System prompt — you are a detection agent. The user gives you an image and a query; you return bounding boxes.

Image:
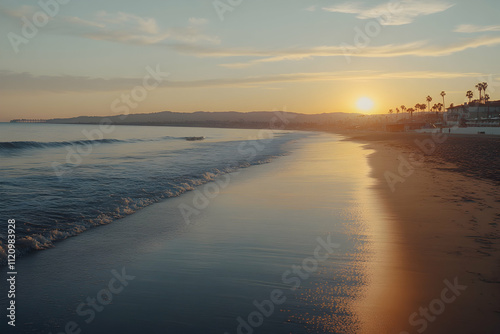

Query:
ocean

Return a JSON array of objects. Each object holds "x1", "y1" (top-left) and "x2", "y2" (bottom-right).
[
  {"x1": 0, "y1": 124, "x2": 380, "y2": 334},
  {"x1": 0, "y1": 123, "x2": 302, "y2": 263}
]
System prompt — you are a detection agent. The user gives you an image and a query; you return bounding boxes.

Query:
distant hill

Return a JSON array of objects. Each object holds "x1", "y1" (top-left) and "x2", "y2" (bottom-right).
[{"x1": 47, "y1": 110, "x2": 362, "y2": 129}]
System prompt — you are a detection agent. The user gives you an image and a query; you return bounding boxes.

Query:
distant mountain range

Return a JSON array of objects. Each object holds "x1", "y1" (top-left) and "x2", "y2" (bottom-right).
[{"x1": 46, "y1": 110, "x2": 362, "y2": 129}]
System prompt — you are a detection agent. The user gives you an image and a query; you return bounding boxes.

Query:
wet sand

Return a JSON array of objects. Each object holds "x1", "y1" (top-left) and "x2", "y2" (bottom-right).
[{"x1": 344, "y1": 131, "x2": 500, "y2": 333}]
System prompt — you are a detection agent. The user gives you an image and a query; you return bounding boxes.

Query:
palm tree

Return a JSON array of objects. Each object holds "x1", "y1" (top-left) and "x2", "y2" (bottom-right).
[
  {"x1": 437, "y1": 103, "x2": 443, "y2": 112},
  {"x1": 440, "y1": 91, "x2": 446, "y2": 112},
  {"x1": 400, "y1": 105, "x2": 407, "y2": 119},
  {"x1": 466, "y1": 90, "x2": 473, "y2": 103},
  {"x1": 415, "y1": 104, "x2": 420, "y2": 115},
  {"x1": 449, "y1": 103, "x2": 454, "y2": 109},
  {"x1": 482, "y1": 82, "x2": 488, "y2": 103},
  {"x1": 407, "y1": 108, "x2": 415, "y2": 119},
  {"x1": 389, "y1": 109, "x2": 393, "y2": 114},
  {"x1": 420, "y1": 104, "x2": 427, "y2": 113},
  {"x1": 476, "y1": 83, "x2": 483, "y2": 103},
  {"x1": 485, "y1": 94, "x2": 491, "y2": 118},
  {"x1": 426, "y1": 96, "x2": 432, "y2": 112}
]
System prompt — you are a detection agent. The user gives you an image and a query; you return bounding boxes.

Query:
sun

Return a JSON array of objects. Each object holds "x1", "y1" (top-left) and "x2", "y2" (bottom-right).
[{"x1": 356, "y1": 97, "x2": 375, "y2": 112}]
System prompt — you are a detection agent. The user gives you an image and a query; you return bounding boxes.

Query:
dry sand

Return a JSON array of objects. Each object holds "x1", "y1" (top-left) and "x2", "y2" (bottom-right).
[{"x1": 343, "y1": 131, "x2": 500, "y2": 333}]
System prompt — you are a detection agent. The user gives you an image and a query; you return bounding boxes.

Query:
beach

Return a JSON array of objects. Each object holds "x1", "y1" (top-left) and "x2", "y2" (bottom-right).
[
  {"x1": 347, "y1": 131, "x2": 500, "y2": 333},
  {"x1": 1, "y1": 130, "x2": 499, "y2": 333},
  {"x1": 1, "y1": 132, "x2": 385, "y2": 334}
]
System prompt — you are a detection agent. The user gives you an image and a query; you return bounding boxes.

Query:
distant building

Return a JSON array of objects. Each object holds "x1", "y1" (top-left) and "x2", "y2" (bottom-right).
[
  {"x1": 386, "y1": 121, "x2": 427, "y2": 132},
  {"x1": 445, "y1": 100, "x2": 500, "y2": 126}
]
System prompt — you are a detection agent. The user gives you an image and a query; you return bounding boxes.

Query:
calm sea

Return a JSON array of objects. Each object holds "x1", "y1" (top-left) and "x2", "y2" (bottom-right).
[
  {"x1": 0, "y1": 123, "x2": 302, "y2": 263},
  {"x1": 0, "y1": 124, "x2": 379, "y2": 334}
]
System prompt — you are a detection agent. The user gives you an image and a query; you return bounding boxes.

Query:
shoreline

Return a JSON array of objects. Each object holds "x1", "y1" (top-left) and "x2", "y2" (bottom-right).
[
  {"x1": 344, "y1": 131, "x2": 500, "y2": 333},
  {"x1": 2, "y1": 128, "x2": 499, "y2": 333},
  {"x1": 7, "y1": 120, "x2": 500, "y2": 136},
  {"x1": 1, "y1": 133, "x2": 385, "y2": 333}
]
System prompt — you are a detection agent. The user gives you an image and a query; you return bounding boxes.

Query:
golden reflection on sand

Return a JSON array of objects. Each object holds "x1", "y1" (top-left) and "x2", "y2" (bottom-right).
[{"x1": 352, "y1": 147, "x2": 415, "y2": 334}]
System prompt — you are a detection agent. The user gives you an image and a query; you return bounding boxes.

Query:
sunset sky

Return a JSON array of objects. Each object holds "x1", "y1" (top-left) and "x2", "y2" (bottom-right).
[{"x1": 1, "y1": 0, "x2": 499, "y2": 121}]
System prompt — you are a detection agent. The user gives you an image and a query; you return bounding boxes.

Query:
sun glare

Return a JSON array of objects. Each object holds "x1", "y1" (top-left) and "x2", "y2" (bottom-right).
[{"x1": 356, "y1": 97, "x2": 375, "y2": 112}]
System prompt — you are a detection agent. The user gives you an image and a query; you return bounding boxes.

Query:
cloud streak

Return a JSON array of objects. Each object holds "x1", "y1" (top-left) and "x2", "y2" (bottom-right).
[
  {"x1": 323, "y1": 0, "x2": 454, "y2": 25},
  {"x1": 64, "y1": 12, "x2": 219, "y2": 45},
  {"x1": 454, "y1": 24, "x2": 500, "y2": 33},
  {"x1": 0, "y1": 70, "x2": 490, "y2": 93},
  {"x1": 0, "y1": 6, "x2": 219, "y2": 46},
  {"x1": 172, "y1": 36, "x2": 500, "y2": 67}
]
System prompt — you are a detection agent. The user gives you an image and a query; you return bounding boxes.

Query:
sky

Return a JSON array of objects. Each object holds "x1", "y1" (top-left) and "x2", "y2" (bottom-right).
[{"x1": 1, "y1": 0, "x2": 499, "y2": 121}]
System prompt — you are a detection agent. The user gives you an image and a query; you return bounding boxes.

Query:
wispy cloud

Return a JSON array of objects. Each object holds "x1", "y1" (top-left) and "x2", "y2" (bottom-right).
[
  {"x1": 323, "y1": 3, "x2": 364, "y2": 15},
  {"x1": 171, "y1": 36, "x2": 500, "y2": 67},
  {"x1": 66, "y1": 12, "x2": 219, "y2": 45},
  {"x1": 323, "y1": 0, "x2": 454, "y2": 25},
  {"x1": 0, "y1": 6, "x2": 219, "y2": 46},
  {"x1": 63, "y1": 16, "x2": 106, "y2": 29},
  {"x1": 0, "y1": 5, "x2": 37, "y2": 18},
  {"x1": 0, "y1": 70, "x2": 490, "y2": 92},
  {"x1": 94, "y1": 11, "x2": 160, "y2": 34},
  {"x1": 189, "y1": 17, "x2": 208, "y2": 25},
  {"x1": 454, "y1": 24, "x2": 500, "y2": 33}
]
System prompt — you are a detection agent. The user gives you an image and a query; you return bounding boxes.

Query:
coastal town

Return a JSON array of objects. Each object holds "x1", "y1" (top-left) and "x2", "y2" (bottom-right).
[{"x1": 384, "y1": 82, "x2": 500, "y2": 134}]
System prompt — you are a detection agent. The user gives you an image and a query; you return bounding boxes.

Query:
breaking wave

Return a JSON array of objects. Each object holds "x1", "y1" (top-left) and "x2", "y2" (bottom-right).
[
  {"x1": 0, "y1": 136, "x2": 182, "y2": 151},
  {"x1": 0, "y1": 131, "x2": 304, "y2": 265}
]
